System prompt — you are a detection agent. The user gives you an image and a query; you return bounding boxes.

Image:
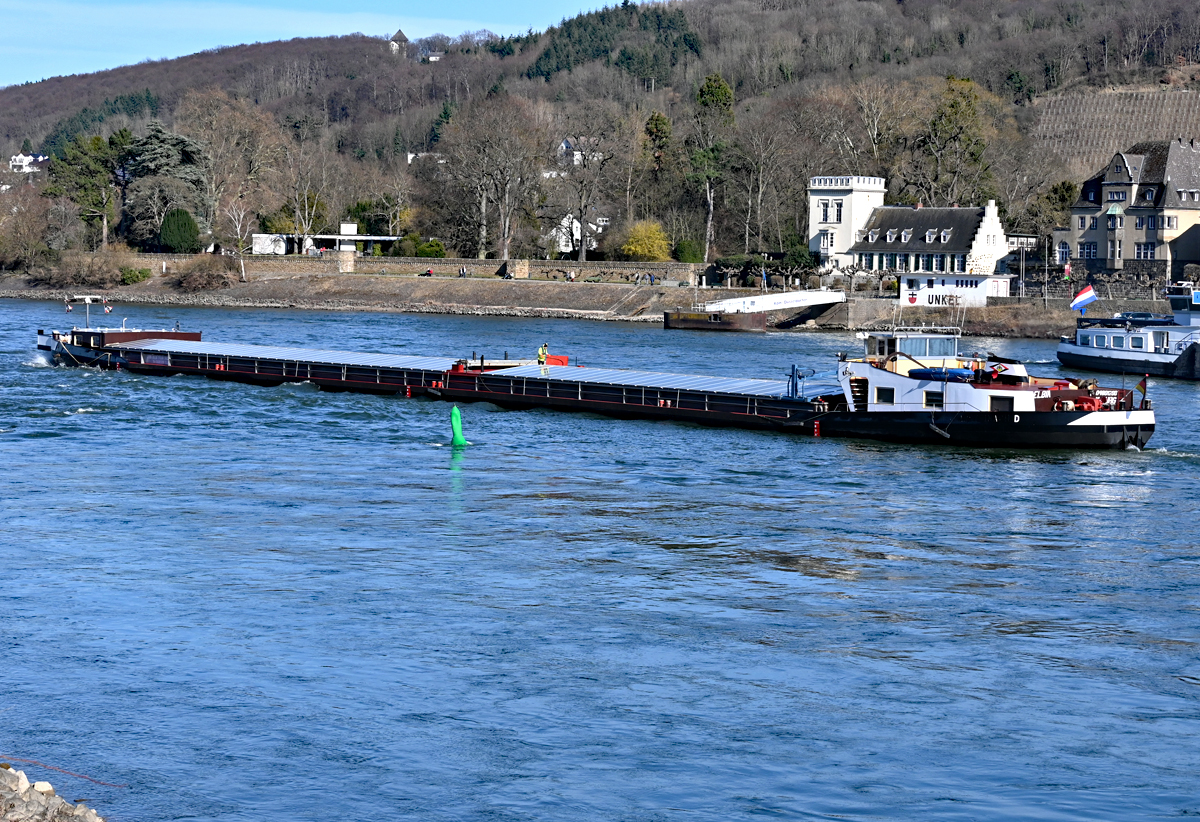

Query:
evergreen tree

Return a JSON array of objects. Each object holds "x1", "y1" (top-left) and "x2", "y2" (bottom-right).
[
  {"x1": 691, "y1": 74, "x2": 734, "y2": 263},
  {"x1": 128, "y1": 122, "x2": 209, "y2": 227},
  {"x1": 20, "y1": 138, "x2": 32, "y2": 154},
  {"x1": 44, "y1": 129, "x2": 133, "y2": 251},
  {"x1": 159, "y1": 208, "x2": 201, "y2": 253}
]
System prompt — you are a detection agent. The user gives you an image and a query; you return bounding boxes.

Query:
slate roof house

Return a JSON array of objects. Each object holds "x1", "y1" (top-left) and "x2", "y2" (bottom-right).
[
  {"x1": 847, "y1": 200, "x2": 1012, "y2": 306},
  {"x1": 1052, "y1": 138, "x2": 1200, "y2": 280}
]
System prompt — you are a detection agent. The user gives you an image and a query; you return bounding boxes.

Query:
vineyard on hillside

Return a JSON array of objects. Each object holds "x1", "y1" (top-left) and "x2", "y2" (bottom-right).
[{"x1": 1031, "y1": 90, "x2": 1200, "y2": 179}]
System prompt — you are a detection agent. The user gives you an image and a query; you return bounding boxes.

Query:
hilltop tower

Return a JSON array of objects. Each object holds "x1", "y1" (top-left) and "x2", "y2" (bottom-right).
[{"x1": 389, "y1": 29, "x2": 409, "y2": 57}]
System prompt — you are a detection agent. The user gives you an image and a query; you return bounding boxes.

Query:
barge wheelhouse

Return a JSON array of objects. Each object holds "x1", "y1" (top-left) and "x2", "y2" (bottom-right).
[{"x1": 821, "y1": 327, "x2": 1155, "y2": 448}]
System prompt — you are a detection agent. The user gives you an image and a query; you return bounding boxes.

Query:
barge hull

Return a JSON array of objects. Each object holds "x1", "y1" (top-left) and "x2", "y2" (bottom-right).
[
  {"x1": 107, "y1": 339, "x2": 1151, "y2": 449},
  {"x1": 663, "y1": 311, "x2": 767, "y2": 332},
  {"x1": 1058, "y1": 345, "x2": 1200, "y2": 380},
  {"x1": 438, "y1": 369, "x2": 1151, "y2": 449}
]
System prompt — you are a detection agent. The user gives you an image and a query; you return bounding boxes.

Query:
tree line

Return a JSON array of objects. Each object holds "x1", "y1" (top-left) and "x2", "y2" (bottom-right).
[
  {"x1": 10, "y1": 0, "x2": 1200, "y2": 276},
  {"x1": 0, "y1": 71, "x2": 1077, "y2": 279}
]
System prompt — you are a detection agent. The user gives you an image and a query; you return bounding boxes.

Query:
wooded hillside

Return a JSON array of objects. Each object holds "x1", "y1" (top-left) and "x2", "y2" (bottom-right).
[{"x1": 3, "y1": 0, "x2": 1200, "y2": 279}]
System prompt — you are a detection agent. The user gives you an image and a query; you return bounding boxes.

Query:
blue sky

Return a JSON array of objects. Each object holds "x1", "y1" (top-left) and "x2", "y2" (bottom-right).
[{"x1": 0, "y1": 0, "x2": 603, "y2": 88}]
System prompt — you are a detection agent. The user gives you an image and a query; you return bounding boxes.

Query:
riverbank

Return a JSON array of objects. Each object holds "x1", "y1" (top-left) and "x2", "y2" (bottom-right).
[
  {"x1": 0, "y1": 271, "x2": 709, "y2": 323},
  {"x1": 0, "y1": 765, "x2": 105, "y2": 822},
  {"x1": 0, "y1": 270, "x2": 1148, "y2": 338}
]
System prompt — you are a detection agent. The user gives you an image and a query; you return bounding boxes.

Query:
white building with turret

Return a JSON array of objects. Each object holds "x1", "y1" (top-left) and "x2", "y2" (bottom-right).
[{"x1": 807, "y1": 176, "x2": 887, "y2": 269}]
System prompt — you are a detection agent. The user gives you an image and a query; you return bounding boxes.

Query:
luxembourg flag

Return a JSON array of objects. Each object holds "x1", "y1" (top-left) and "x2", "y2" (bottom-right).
[{"x1": 1070, "y1": 285, "x2": 1098, "y2": 313}]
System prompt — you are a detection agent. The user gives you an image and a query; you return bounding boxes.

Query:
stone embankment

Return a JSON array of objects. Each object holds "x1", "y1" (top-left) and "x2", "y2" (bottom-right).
[
  {"x1": 0, "y1": 764, "x2": 104, "y2": 822},
  {"x1": 0, "y1": 271, "x2": 728, "y2": 323},
  {"x1": 0, "y1": 266, "x2": 1168, "y2": 338}
]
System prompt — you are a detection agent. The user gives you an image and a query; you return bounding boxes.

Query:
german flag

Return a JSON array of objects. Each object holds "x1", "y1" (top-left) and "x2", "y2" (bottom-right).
[{"x1": 1135, "y1": 375, "x2": 1148, "y2": 407}]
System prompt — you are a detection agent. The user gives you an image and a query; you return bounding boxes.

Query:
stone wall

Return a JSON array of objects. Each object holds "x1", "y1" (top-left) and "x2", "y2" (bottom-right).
[
  {"x1": 989, "y1": 295, "x2": 1172, "y2": 313},
  {"x1": 125, "y1": 254, "x2": 703, "y2": 284},
  {"x1": 1012, "y1": 272, "x2": 1169, "y2": 301},
  {"x1": 1012, "y1": 257, "x2": 1194, "y2": 301}
]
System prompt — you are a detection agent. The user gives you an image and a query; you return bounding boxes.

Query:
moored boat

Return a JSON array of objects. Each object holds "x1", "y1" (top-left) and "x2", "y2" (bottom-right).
[{"x1": 1057, "y1": 282, "x2": 1200, "y2": 378}]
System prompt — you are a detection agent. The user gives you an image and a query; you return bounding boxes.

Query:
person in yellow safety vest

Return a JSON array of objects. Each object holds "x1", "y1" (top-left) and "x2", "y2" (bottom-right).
[{"x1": 537, "y1": 343, "x2": 548, "y2": 365}]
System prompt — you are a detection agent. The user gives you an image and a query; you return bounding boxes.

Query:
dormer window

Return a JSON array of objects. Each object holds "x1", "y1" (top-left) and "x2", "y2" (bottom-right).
[
  {"x1": 901, "y1": 229, "x2": 912, "y2": 242},
  {"x1": 1088, "y1": 190, "x2": 1096, "y2": 201},
  {"x1": 925, "y1": 230, "x2": 935, "y2": 243},
  {"x1": 886, "y1": 229, "x2": 897, "y2": 242},
  {"x1": 1143, "y1": 188, "x2": 1155, "y2": 200},
  {"x1": 868, "y1": 229, "x2": 879, "y2": 242},
  {"x1": 940, "y1": 230, "x2": 951, "y2": 243},
  {"x1": 856, "y1": 230, "x2": 867, "y2": 241}
]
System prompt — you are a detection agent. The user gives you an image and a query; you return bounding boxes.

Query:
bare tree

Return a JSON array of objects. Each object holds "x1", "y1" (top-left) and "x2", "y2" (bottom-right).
[
  {"x1": 486, "y1": 98, "x2": 553, "y2": 260},
  {"x1": 124, "y1": 175, "x2": 197, "y2": 246},
  {"x1": 280, "y1": 116, "x2": 335, "y2": 251},
  {"x1": 849, "y1": 77, "x2": 910, "y2": 170},
  {"x1": 731, "y1": 102, "x2": 790, "y2": 253},
  {"x1": 553, "y1": 102, "x2": 624, "y2": 262},
  {"x1": 439, "y1": 107, "x2": 494, "y2": 258},
  {"x1": 176, "y1": 88, "x2": 284, "y2": 247}
]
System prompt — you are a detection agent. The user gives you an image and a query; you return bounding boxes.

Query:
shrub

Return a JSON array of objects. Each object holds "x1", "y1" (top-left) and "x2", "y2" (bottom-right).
[
  {"x1": 119, "y1": 266, "x2": 152, "y2": 285},
  {"x1": 389, "y1": 233, "x2": 420, "y2": 257},
  {"x1": 415, "y1": 238, "x2": 446, "y2": 258},
  {"x1": 160, "y1": 209, "x2": 202, "y2": 254},
  {"x1": 177, "y1": 254, "x2": 237, "y2": 292},
  {"x1": 33, "y1": 253, "x2": 120, "y2": 289},
  {"x1": 620, "y1": 220, "x2": 671, "y2": 262},
  {"x1": 673, "y1": 238, "x2": 704, "y2": 264}
]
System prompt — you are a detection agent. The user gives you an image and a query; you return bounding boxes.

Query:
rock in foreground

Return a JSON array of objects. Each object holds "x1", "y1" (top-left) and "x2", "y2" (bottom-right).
[{"x1": 0, "y1": 764, "x2": 104, "y2": 822}]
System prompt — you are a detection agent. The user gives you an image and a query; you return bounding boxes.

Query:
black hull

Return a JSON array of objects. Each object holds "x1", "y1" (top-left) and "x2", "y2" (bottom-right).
[
  {"x1": 49, "y1": 342, "x2": 130, "y2": 369},
  {"x1": 794, "y1": 411, "x2": 1152, "y2": 449},
  {"x1": 439, "y1": 388, "x2": 1151, "y2": 450},
  {"x1": 1058, "y1": 343, "x2": 1200, "y2": 380}
]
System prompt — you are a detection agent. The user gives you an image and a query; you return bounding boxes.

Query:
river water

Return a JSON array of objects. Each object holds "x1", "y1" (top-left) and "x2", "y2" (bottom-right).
[{"x1": 2, "y1": 298, "x2": 1199, "y2": 821}]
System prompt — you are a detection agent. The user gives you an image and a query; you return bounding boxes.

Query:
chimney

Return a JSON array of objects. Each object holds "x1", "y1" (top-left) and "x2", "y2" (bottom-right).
[{"x1": 915, "y1": 202, "x2": 922, "y2": 209}]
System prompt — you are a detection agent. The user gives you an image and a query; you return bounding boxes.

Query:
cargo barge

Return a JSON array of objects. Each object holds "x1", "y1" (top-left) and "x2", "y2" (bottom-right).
[{"x1": 35, "y1": 320, "x2": 1154, "y2": 449}]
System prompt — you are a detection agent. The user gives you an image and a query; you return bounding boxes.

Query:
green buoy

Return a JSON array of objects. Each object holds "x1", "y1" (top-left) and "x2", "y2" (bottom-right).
[{"x1": 450, "y1": 405, "x2": 468, "y2": 448}]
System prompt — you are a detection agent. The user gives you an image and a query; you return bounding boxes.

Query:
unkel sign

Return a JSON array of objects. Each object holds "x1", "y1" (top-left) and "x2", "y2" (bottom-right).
[{"x1": 903, "y1": 286, "x2": 986, "y2": 308}]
